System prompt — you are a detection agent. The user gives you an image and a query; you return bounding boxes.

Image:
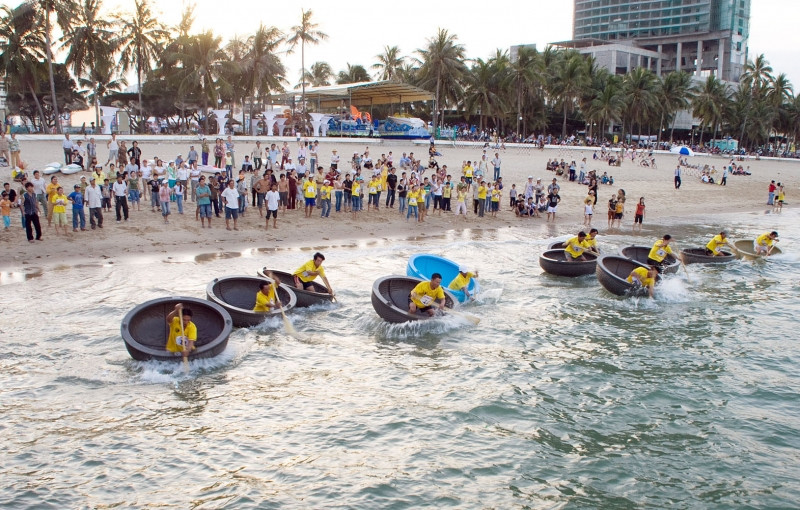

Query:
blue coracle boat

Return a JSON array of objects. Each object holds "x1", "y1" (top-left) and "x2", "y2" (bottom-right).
[{"x1": 406, "y1": 253, "x2": 479, "y2": 303}]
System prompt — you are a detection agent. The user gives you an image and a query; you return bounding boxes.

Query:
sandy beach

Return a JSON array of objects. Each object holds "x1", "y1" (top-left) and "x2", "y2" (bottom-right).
[{"x1": 1, "y1": 135, "x2": 797, "y2": 272}]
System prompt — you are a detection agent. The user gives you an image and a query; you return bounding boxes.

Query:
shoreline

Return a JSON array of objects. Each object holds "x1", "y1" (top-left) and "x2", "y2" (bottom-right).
[{"x1": 1, "y1": 139, "x2": 796, "y2": 274}]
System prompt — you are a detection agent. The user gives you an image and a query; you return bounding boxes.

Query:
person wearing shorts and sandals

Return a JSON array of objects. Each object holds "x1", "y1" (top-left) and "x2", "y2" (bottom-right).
[
  {"x1": 265, "y1": 183, "x2": 279, "y2": 229},
  {"x1": 633, "y1": 197, "x2": 645, "y2": 232},
  {"x1": 196, "y1": 176, "x2": 212, "y2": 228}
]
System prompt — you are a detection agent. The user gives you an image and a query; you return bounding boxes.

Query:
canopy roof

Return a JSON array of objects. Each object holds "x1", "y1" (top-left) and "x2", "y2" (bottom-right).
[{"x1": 274, "y1": 80, "x2": 433, "y2": 109}]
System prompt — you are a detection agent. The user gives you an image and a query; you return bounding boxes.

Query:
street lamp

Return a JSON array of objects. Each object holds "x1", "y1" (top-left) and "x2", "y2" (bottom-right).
[{"x1": 518, "y1": 116, "x2": 523, "y2": 140}]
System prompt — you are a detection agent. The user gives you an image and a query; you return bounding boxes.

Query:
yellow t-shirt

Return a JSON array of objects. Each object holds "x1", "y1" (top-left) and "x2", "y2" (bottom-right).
[
  {"x1": 448, "y1": 272, "x2": 474, "y2": 291},
  {"x1": 51, "y1": 193, "x2": 68, "y2": 214},
  {"x1": 648, "y1": 240, "x2": 673, "y2": 262},
  {"x1": 706, "y1": 234, "x2": 728, "y2": 255},
  {"x1": 303, "y1": 180, "x2": 316, "y2": 198},
  {"x1": 755, "y1": 232, "x2": 774, "y2": 247},
  {"x1": 443, "y1": 185, "x2": 452, "y2": 199},
  {"x1": 351, "y1": 182, "x2": 361, "y2": 196},
  {"x1": 411, "y1": 281, "x2": 445, "y2": 308},
  {"x1": 564, "y1": 236, "x2": 586, "y2": 258},
  {"x1": 319, "y1": 185, "x2": 332, "y2": 200},
  {"x1": 776, "y1": 191, "x2": 785, "y2": 201},
  {"x1": 380, "y1": 168, "x2": 388, "y2": 189},
  {"x1": 463, "y1": 165, "x2": 473, "y2": 178},
  {"x1": 582, "y1": 237, "x2": 598, "y2": 252},
  {"x1": 491, "y1": 189, "x2": 501, "y2": 202},
  {"x1": 408, "y1": 190, "x2": 419, "y2": 206},
  {"x1": 253, "y1": 285, "x2": 276, "y2": 312},
  {"x1": 627, "y1": 267, "x2": 655, "y2": 287},
  {"x1": 368, "y1": 179, "x2": 379, "y2": 195},
  {"x1": 293, "y1": 260, "x2": 325, "y2": 283},
  {"x1": 456, "y1": 191, "x2": 466, "y2": 203},
  {"x1": 46, "y1": 182, "x2": 59, "y2": 199},
  {"x1": 166, "y1": 316, "x2": 197, "y2": 353},
  {"x1": 478, "y1": 185, "x2": 487, "y2": 199}
]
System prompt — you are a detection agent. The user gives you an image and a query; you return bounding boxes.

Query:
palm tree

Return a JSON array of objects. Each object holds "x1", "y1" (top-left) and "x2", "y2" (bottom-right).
[
  {"x1": 287, "y1": 9, "x2": 327, "y2": 117},
  {"x1": 657, "y1": 71, "x2": 693, "y2": 142},
  {"x1": 372, "y1": 45, "x2": 404, "y2": 81},
  {"x1": 622, "y1": 67, "x2": 658, "y2": 142},
  {"x1": 300, "y1": 61, "x2": 333, "y2": 88},
  {"x1": 35, "y1": 0, "x2": 76, "y2": 133},
  {"x1": 60, "y1": 0, "x2": 118, "y2": 129},
  {"x1": 463, "y1": 58, "x2": 505, "y2": 131},
  {"x1": 503, "y1": 46, "x2": 541, "y2": 137},
  {"x1": 692, "y1": 75, "x2": 729, "y2": 145},
  {"x1": 170, "y1": 31, "x2": 237, "y2": 133},
  {"x1": 738, "y1": 54, "x2": 774, "y2": 147},
  {"x1": 336, "y1": 63, "x2": 370, "y2": 84},
  {"x1": 116, "y1": 0, "x2": 168, "y2": 133},
  {"x1": 587, "y1": 74, "x2": 624, "y2": 140},
  {"x1": 766, "y1": 73, "x2": 793, "y2": 155},
  {"x1": 552, "y1": 51, "x2": 589, "y2": 137},
  {"x1": 242, "y1": 24, "x2": 286, "y2": 134},
  {"x1": 416, "y1": 28, "x2": 468, "y2": 133},
  {"x1": 0, "y1": 3, "x2": 49, "y2": 129}
]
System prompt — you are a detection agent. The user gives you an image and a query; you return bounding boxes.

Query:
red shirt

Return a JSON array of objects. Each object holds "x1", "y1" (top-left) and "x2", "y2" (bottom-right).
[{"x1": 769, "y1": 183, "x2": 777, "y2": 192}]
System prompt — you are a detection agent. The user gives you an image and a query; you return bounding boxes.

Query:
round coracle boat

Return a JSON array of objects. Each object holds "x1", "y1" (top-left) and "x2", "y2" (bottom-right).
[
  {"x1": 206, "y1": 275, "x2": 297, "y2": 327},
  {"x1": 371, "y1": 275, "x2": 457, "y2": 323}
]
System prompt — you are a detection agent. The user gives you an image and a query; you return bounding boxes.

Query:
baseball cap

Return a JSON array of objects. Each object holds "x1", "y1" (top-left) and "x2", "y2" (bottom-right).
[
  {"x1": 73, "y1": 184, "x2": 80, "y2": 189},
  {"x1": 459, "y1": 265, "x2": 468, "y2": 273},
  {"x1": 528, "y1": 175, "x2": 533, "y2": 179}
]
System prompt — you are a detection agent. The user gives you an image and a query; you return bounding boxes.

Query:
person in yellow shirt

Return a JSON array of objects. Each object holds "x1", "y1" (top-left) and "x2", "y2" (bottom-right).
[
  {"x1": 582, "y1": 228, "x2": 600, "y2": 255},
  {"x1": 350, "y1": 177, "x2": 362, "y2": 219},
  {"x1": 253, "y1": 280, "x2": 280, "y2": 312},
  {"x1": 165, "y1": 303, "x2": 197, "y2": 355},
  {"x1": 477, "y1": 180, "x2": 487, "y2": 217},
  {"x1": 45, "y1": 175, "x2": 60, "y2": 227},
  {"x1": 627, "y1": 265, "x2": 658, "y2": 298},
  {"x1": 463, "y1": 161, "x2": 474, "y2": 189},
  {"x1": 50, "y1": 186, "x2": 69, "y2": 235},
  {"x1": 564, "y1": 231, "x2": 590, "y2": 261},
  {"x1": 490, "y1": 185, "x2": 501, "y2": 217},
  {"x1": 409, "y1": 273, "x2": 446, "y2": 316},
  {"x1": 448, "y1": 266, "x2": 479, "y2": 300},
  {"x1": 368, "y1": 176, "x2": 380, "y2": 211},
  {"x1": 292, "y1": 252, "x2": 334, "y2": 295},
  {"x1": 705, "y1": 231, "x2": 732, "y2": 256},
  {"x1": 754, "y1": 231, "x2": 779, "y2": 256},
  {"x1": 647, "y1": 234, "x2": 674, "y2": 272},
  {"x1": 302, "y1": 175, "x2": 316, "y2": 218}
]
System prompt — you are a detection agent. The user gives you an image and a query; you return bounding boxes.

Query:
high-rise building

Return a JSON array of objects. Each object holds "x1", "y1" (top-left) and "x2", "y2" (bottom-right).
[{"x1": 556, "y1": 0, "x2": 749, "y2": 83}]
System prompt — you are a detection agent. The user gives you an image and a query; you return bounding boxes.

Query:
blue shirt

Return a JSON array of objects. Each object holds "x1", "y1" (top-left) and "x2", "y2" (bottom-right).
[{"x1": 68, "y1": 191, "x2": 84, "y2": 208}]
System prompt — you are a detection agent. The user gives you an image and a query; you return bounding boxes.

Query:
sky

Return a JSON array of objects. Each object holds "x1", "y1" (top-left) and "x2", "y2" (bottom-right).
[{"x1": 3, "y1": 0, "x2": 800, "y2": 89}]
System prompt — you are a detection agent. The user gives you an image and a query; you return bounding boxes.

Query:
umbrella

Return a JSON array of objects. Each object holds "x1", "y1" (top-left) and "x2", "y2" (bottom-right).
[{"x1": 670, "y1": 146, "x2": 695, "y2": 156}]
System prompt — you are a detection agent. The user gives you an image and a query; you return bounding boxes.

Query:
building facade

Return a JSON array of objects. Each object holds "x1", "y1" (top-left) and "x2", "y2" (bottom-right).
[{"x1": 564, "y1": 0, "x2": 749, "y2": 83}]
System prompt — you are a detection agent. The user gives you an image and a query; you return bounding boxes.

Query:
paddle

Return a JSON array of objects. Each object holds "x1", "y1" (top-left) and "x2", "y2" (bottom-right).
[
  {"x1": 674, "y1": 246, "x2": 692, "y2": 284},
  {"x1": 267, "y1": 272, "x2": 302, "y2": 339},
  {"x1": 178, "y1": 307, "x2": 189, "y2": 374},
  {"x1": 444, "y1": 307, "x2": 481, "y2": 325}
]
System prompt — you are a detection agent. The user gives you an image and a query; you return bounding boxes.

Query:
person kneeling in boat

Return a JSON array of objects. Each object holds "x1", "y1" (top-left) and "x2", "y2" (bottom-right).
[
  {"x1": 647, "y1": 234, "x2": 675, "y2": 273},
  {"x1": 627, "y1": 265, "x2": 658, "y2": 298},
  {"x1": 254, "y1": 280, "x2": 281, "y2": 312},
  {"x1": 754, "y1": 231, "x2": 779, "y2": 256},
  {"x1": 293, "y1": 252, "x2": 335, "y2": 295},
  {"x1": 583, "y1": 228, "x2": 601, "y2": 254},
  {"x1": 706, "y1": 231, "x2": 732, "y2": 256},
  {"x1": 448, "y1": 266, "x2": 479, "y2": 300},
  {"x1": 165, "y1": 303, "x2": 197, "y2": 356},
  {"x1": 409, "y1": 273, "x2": 447, "y2": 317},
  {"x1": 564, "y1": 231, "x2": 593, "y2": 262}
]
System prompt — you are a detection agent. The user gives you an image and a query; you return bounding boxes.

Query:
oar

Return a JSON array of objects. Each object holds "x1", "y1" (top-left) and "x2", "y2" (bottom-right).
[
  {"x1": 178, "y1": 307, "x2": 189, "y2": 374},
  {"x1": 268, "y1": 273, "x2": 302, "y2": 339},
  {"x1": 444, "y1": 307, "x2": 480, "y2": 325},
  {"x1": 675, "y1": 246, "x2": 692, "y2": 283}
]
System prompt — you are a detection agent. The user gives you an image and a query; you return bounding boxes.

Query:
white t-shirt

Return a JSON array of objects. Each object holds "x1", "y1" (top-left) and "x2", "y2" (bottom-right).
[
  {"x1": 112, "y1": 181, "x2": 128, "y2": 197},
  {"x1": 32, "y1": 177, "x2": 46, "y2": 195},
  {"x1": 221, "y1": 186, "x2": 239, "y2": 209},
  {"x1": 108, "y1": 138, "x2": 118, "y2": 151},
  {"x1": 140, "y1": 165, "x2": 152, "y2": 180},
  {"x1": 265, "y1": 190, "x2": 279, "y2": 210},
  {"x1": 190, "y1": 168, "x2": 202, "y2": 181},
  {"x1": 176, "y1": 167, "x2": 189, "y2": 181}
]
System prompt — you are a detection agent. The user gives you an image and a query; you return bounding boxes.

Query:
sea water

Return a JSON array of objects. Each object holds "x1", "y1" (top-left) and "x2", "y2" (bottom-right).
[{"x1": 1, "y1": 209, "x2": 799, "y2": 508}]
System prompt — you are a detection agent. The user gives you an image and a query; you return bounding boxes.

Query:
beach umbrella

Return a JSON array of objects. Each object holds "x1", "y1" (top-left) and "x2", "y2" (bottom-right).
[{"x1": 670, "y1": 146, "x2": 695, "y2": 156}]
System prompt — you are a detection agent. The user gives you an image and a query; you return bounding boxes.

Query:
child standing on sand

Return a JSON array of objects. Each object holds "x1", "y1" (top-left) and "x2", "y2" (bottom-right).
[
  {"x1": 583, "y1": 191, "x2": 594, "y2": 226},
  {"x1": 0, "y1": 191, "x2": 11, "y2": 229}
]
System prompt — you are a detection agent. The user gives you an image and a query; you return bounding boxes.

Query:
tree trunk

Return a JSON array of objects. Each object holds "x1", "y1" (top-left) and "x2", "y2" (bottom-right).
[
  {"x1": 562, "y1": 102, "x2": 568, "y2": 138},
  {"x1": 137, "y1": 60, "x2": 144, "y2": 134},
  {"x1": 28, "y1": 83, "x2": 48, "y2": 131},
  {"x1": 202, "y1": 82, "x2": 209, "y2": 134},
  {"x1": 433, "y1": 73, "x2": 441, "y2": 135},
  {"x1": 44, "y1": 11, "x2": 61, "y2": 134},
  {"x1": 95, "y1": 86, "x2": 101, "y2": 131},
  {"x1": 657, "y1": 112, "x2": 664, "y2": 145}
]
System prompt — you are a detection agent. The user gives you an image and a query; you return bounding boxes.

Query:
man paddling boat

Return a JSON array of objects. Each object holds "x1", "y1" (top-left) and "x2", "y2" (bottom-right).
[
  {"x1": 583, "y1": 228, "x2": 601, "y2": 254},
  {"x1": 165, "y1": 303, "x2": 196, "y2": 356},
  {"x1": 409, "y1": 273, "x2": 447, "y2": 316},
  {"x1": 706, "y1": 231, "x2": 732, "y2": 256},
  {"x1": 448, "y1": 266, "x2": 478, "y2": 300},
  {"x1": 754, "y1": 231, "x2": 779, "y2": 256},
  {"x1": 293, "y1": 252, "x2": 334, "y2": 295},
  {"x1": 253, "y1": 281, "x2": 281, "y2": 312},
  {"x1": 627, "y1": 265, "x2": 658, "y2": 298},
  {"x1": 647, "y1": 234, "x2": 675, "y2": 273},
  {"x1": 564, "y1": 231, "x2": 591, "y2": 262}
]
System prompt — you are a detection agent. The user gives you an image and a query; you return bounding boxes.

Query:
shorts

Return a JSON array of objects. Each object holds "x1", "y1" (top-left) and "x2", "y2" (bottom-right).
[
  {"x1": 257, "y1": 193, "x2": 266, "y2": 208},
  {"x1": 408, "y1": 295, "x2": 433, "y2": 312},
  {"x1": 279, "y1": 192, "x2": 288, "y2": 206},
  {"x1": 225, "y1": 207, "x2": 239, "y2": 220},
  {"x1": 492, "y1": 201, "x2": 499, "y2": 211},
  {"x1": 129, "y1": 189, "x2": 140, "y2": 203},
  {"x1": 634, "y1": 214, "x2": 643, "y2": 224},
  {"x1": 266, "y1": 209, "x2": 277, "y2": 219},
  {"x1": 614, "y1": 213, "x2": 623, "y2": 219},
  {"x1": 53, "y1": 212, "x2": 67, "y2": 226},
  {"x1": 198, "y1": 204, "x2": 212, "y2": 218},
  {"x1": 301, "y1": 280, "x2": 316, "y2": 290},
  {"x1": 305, "y1": 197, "x2": 316, "y2": 207},
  {"x1": 608, "y1": 210, "x2": 615, "y2": 220},
  {"x1": 547, "y1": 206, "x2": 557, "y2": 213}
]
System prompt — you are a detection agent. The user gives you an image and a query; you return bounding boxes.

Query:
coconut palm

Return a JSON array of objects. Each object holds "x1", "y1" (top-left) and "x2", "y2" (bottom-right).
[
  {"x1": 242, "y1": 24, "x2": 286, "y2": 134},
  {"x1": 587, "y1": 74, "x2": 624, "y2": 140},
  {"x1": 416, "y1": 28, "x2": 468, "y2": 132},
  {"x1": 336, "y1": 63, "x2": 370, "y2": 84},
  {"x1": 116, "y1": 0, "x2": 169, "y2": 133},
  {"x1": 738, "y1": 54, "x2": 774, "y2": 147},
  {"x1": 502, "y1": 45, "x2": 542, "y2": 137},
  {"x1": 552, "y1": 51, "x2": 589, "y2": 137},
  {"x1": 622, "y1": 67, "x2": 659, "y2": 142},
  {"x1": 463, "y1": 58, "x2": 506, "y2": 131},
  {"x1": 60, "y1": 0, "x2": 118, "y2": 129},
  {"x1": 34, "y1": 0, "x2": 76, "y2": 133},
  {"x1": 0, "y1": 3, "x2": 49, "y2": 129},
  {"x1": 299, "y1": 61, "x2": 333, "y2": 88},
  {"x1": 287, "y1": 9, "x2": 327, "y2": 116},
  {"x1": 692, "y1": 75, "x2": 729, "y2": 145},
  {"x1": 657, "y1": 71, "x2": 694, "y2": 142},
  {"x1": 766, "y1": 73, "x2": 793, "y2": 154},
  {"x1": 372, "y1": 45, "x2": 404, "y2": 81}
]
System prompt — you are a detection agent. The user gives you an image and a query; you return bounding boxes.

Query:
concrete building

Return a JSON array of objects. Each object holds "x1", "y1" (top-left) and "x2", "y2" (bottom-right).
[{"x1": 556, "y1": 0, "x2": 750, "y2": 83}]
